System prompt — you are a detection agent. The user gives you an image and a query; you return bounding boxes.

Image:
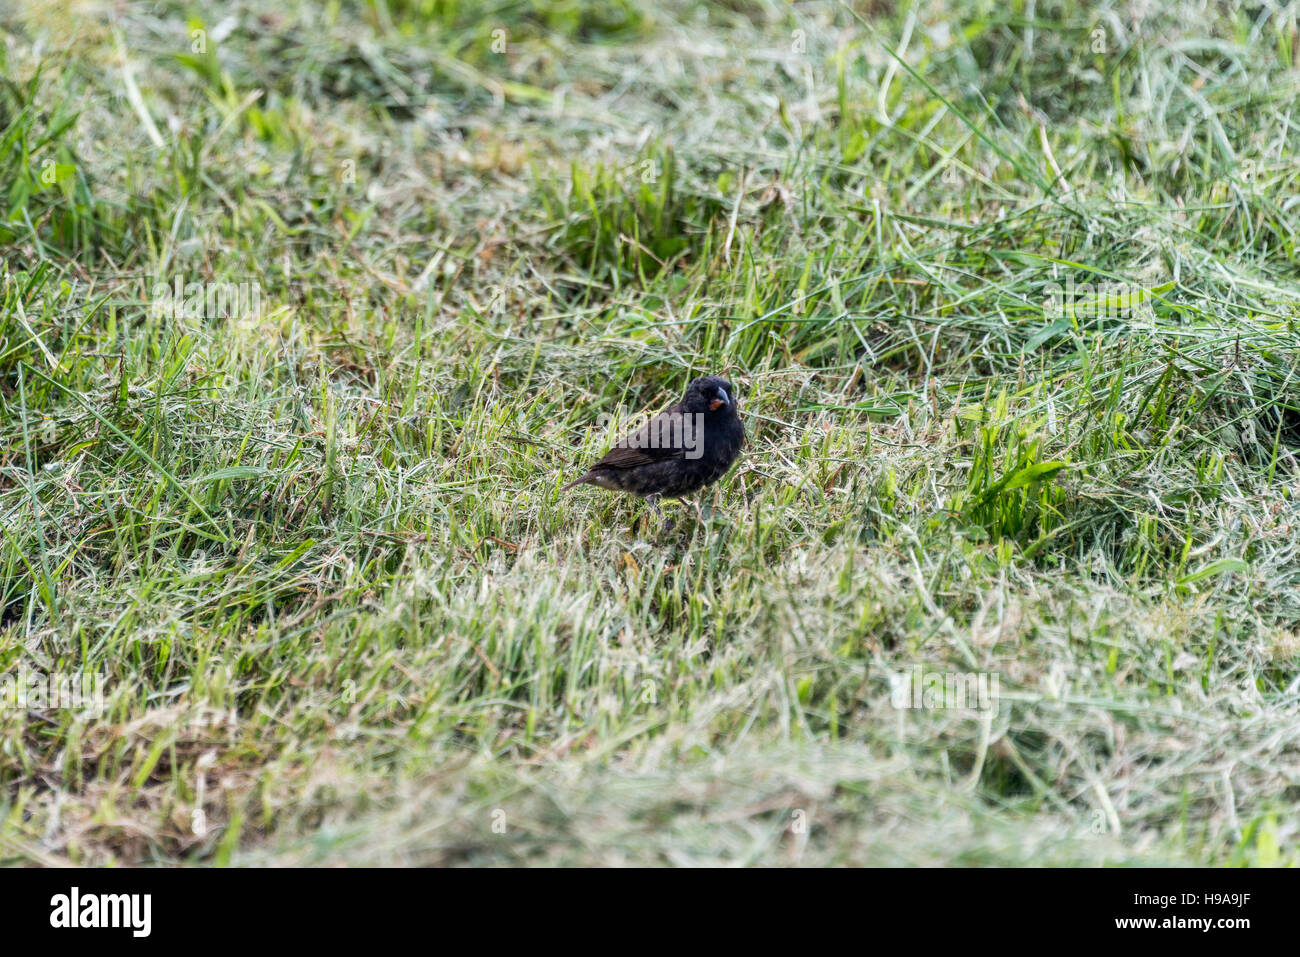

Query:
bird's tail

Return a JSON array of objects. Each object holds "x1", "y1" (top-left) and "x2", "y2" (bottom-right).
[{"x1": 560, "y1": 473, "x2": 593, "y2": 492}]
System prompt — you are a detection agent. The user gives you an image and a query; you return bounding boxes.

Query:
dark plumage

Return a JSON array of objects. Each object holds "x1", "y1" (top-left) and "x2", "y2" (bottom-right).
[{"x1": 562, "y1": 376, "x2": 745, "y2": 521}]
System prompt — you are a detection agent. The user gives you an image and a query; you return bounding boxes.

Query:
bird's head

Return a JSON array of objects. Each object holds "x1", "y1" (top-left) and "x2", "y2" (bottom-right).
[{"x1": 684, "y1": 375, "x2": 737, "y2": 414}]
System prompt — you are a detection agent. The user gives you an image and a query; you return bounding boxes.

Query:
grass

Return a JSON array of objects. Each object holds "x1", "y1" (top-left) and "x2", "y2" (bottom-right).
[{"x1": 1, "y1": 0, "x2": 1299, "y2": 866}]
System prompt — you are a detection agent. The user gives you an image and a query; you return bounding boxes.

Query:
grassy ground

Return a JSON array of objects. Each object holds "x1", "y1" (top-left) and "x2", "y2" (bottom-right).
[{"x1": 2, "y1": 0, "x2": 1299, "y2": 866}]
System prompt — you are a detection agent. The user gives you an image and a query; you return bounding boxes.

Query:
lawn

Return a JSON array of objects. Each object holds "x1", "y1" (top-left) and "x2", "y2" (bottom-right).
[{"x1": 2, "y1": 0, "x2": 1299, "y2": 866}]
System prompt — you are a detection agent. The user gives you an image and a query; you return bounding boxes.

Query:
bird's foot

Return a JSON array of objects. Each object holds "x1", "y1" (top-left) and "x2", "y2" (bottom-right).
[{"x1": 647, "y1": 495, "x2": 676, "y2": 534}]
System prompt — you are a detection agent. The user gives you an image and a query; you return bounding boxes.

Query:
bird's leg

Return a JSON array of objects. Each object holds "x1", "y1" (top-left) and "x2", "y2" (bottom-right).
[{"x1": 647, "y1": 494, "x2": 674, "y2": 533}]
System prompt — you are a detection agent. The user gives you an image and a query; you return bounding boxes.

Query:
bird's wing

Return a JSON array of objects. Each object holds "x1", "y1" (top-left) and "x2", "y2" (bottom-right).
[{"x1": 586, "y1": 408, "x2": 689, "y2": 470}]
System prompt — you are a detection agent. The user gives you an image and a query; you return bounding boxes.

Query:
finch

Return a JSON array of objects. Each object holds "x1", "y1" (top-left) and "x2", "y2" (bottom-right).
[{"x1": 562, "y1": 376, "x2": 745, "y2": 523}]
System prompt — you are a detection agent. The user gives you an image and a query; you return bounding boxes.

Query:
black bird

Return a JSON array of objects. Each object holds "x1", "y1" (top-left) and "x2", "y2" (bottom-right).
[{"x1": 562, "y1": 375, "x2": 745, "y2": 524}]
